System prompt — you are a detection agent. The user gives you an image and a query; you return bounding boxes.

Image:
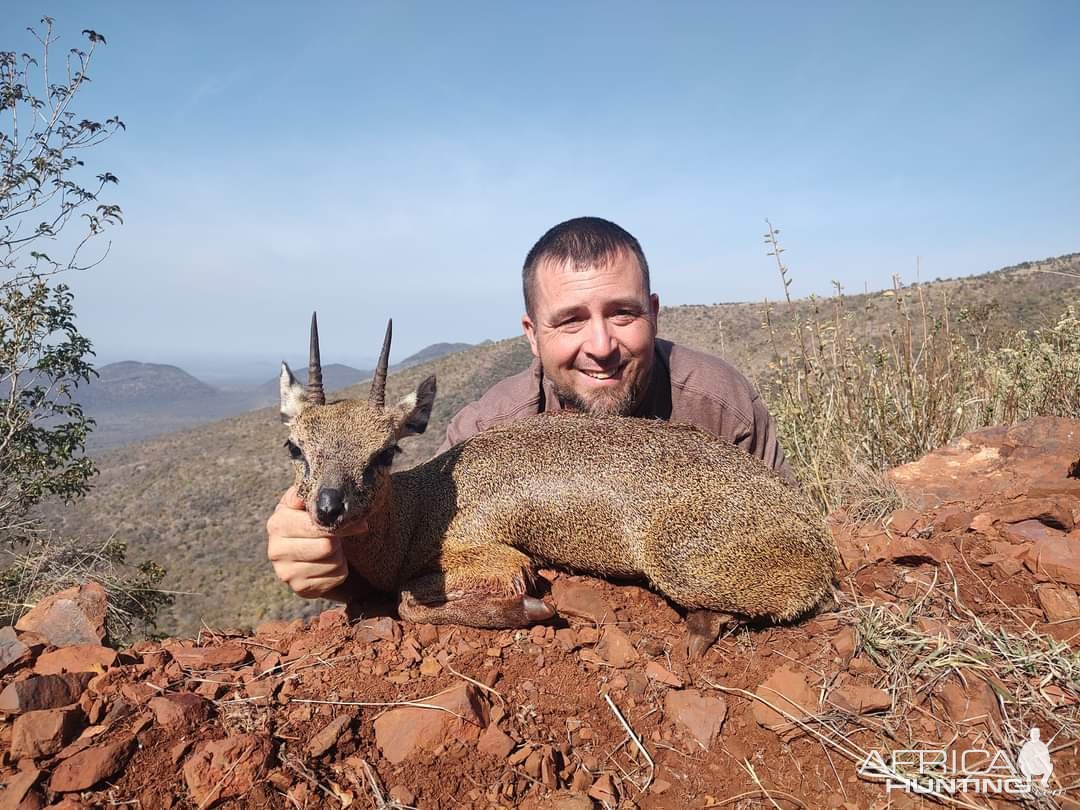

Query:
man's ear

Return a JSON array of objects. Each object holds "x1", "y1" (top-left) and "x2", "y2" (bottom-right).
[
  {"x1": 394, "y1": 374, "x2": 437, "y2": 437},
  {"x1": 522, "y1": 313, "x2": 540, "y2": 359},
  {"x1": 279, "y1": 362, "x2": 307, "y2": 424},
  {"x1": 649, "y1": 292, "x2": 660, "y2": 328}
]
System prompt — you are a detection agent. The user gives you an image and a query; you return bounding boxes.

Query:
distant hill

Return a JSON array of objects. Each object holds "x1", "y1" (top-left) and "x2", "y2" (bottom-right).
[
  {"x1": 40, "y1": 253, "x2": 1080, "y2": 635},
  {"x1": 78, "y1": 343, "x2": 473, "y2": 451},
  {"x1": 397, "y1": 342, "x2": 472, "y2": 368},
  {"x1": 78, "y1": 361, "x2": 217, "y2": 407}
]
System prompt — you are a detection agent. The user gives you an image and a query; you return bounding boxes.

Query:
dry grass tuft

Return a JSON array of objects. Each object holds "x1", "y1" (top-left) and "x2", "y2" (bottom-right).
[{"x1": 760, "y1": 222, "x2": 1080, "y2": 516}]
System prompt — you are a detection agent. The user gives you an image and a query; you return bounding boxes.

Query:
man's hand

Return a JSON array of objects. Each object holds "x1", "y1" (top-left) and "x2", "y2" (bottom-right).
[{"x1": 266, "y1": 486, "x2": 349, "y2": 599}]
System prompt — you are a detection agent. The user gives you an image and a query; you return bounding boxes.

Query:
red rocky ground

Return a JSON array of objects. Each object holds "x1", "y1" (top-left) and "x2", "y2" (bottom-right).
[{"x1": 1, "y1": 417, "x2": 1079, "y2": 809}]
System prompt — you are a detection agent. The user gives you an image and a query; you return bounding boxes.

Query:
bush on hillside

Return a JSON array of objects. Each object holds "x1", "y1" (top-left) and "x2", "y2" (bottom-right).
[
  {"x1": 761, "y1": 223, "x2": 1080, "y2": 518},
  {"x1": 1, "y1": 19, "x2": 171, "y2": 638}
]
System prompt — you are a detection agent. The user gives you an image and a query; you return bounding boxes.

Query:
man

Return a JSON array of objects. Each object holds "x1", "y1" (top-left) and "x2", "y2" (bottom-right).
[{"x1": 267, "y1": 217, "x2": 794, "y2": 602}]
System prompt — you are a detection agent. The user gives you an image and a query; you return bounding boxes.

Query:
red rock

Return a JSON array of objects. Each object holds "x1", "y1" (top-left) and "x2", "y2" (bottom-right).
[
  {"x1": 644, "y1": 661, "x2": 683, "y2": 687},
  {"x1": 477, "y1": 723, "x2": 515, "y2": 758},
  {"x1": 1041, "y1": 622, "x2": 1080, "y2": 645},
  {"x1": 914, "y1": 616, "x2": 953, "y2": 640},
  {"x1": 991, "y1": 558, "x2": 1026, "y2": 579},
  {"x1": 1037, "y1": 587, "x2": 1080, "y2": 622},
  {"x1": 587, "y1": 773, "x2": 618, "y2": 804},
  {"x1": 550, "y1": 580, "x2": 615, "y2": 624},
  {"x1": 33, "y1": 646, "x2": 117, "y2": 676},
  {"x1": 148, "y1": 693, "x2": 209, "y2": 728},
  {"x1": 1024, "y1": 529, "x2": 1080, "y2": 586},
  {"x1": 829, "y1": 684, "x2": 891, "y2": 714},
  {"x1": 938, "y1": 679, "x2": 1000, "y2": 728},
  {"x1": 935, "y1": 508, "x2": 974, "y2": 532},
  {"x1": 753, "y1": 665, "x2": 819, "y2": 736},
  {"x1": 170, "y1": 739, "x2": 195, "y2": 765},
  {"x1": 15, "y1": 584, "x2": 108, "y2": 648},
  {"x1": 10, "y1": 706, "x2": 84, "y2": 758},
  {"x1": 388, "y1": 785, "x2": 416, "y2": 806},
  {"x1": 991, "y1": 497, "x2": 1074, "y2": 531},
  {"x1": 253, "y1": 619, "x2": 295, "y2": 637},
  {"x1": 831, "y1": 627, "x2": 857, "y2": 659},
  {"x1": 49, "y1": 736, "x2": 135, "y2": 792},
  {"x1": 119, "y1": 682, "x2": 155, "y2": 705},
  {"x1": 889, "y1": 417, "x2": 1080, "y2": 509},
  {"x1": 0, "y1": 627, "x2": 32, "y2": 675},
  {"x1": 183, "y1": 734, "x2": 271, "y2": 808},
  {"x1": 166, "y1": 644, "x2": 250, "y2": 669},
  {"x1": 1004, "y1": 519, "x2": 1066, "y2": 546},
  {"x1": 317, "y1": 608, "x2": 347, "y2": 629},
  {"x1": 829, "y1": 522, "x2": 866, "y2": 571},
  {"x1": 373, "y1": 683, "x2": 488, "y2": 764},
  {"x1": 306, "y1": 714, "x2": 351, "y2": 757},
  {"x1": 865, "y1": 534, "x2": 943, "y2": 566},
  {"x1": 353, "y1": 617, "x2": 398, "y2": 643},
  {"x1": 0, "y1": 768, "x2": 41, "y2": 809},
  {"x1": 0, "y1": 673, "x2": 93, "y2": 714},
  {"x1": 886, "y1": 509, "x2": 921, "y2": 536},
  {"x1": 969, "y1": 513, "x2": 996, "y2": 533},
  {"x1": 664, "y1": 689, "x2": 727, "y2": 749},
  {"x1": 417, "y1": 623, "x2": 439, "y2": 647},
  {"x1": 592, "y1": 627, "x2": 638, "y2": 669}
]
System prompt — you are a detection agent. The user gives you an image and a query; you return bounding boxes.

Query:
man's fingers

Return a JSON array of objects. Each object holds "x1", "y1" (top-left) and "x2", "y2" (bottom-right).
[
  {"x1": 267, "y1": 496, "x2": 328, "y2": 540},
  {"x1": 267, "y1": 535, "x2": 343, "y2": 564},
  {"x1": 279, "y1": 485, "x2": 305, "y2": 511},
  {"x1": 293, "y1": 570, "x2": 349, "y2": 599}
]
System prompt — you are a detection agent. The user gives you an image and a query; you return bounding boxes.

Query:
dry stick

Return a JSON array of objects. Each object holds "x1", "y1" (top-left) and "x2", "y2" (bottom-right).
[
  {"x1": 356, "y1": 757, "x2": 391, "y2": 810},
  {"x1": 739, "y1": 759, "x2": 785, "y2": 810},
  {"x1": 196, "y1": 741, "x2": 256, "y2": 810},
  {"x1": 290, "y1": 697, "x2": 471, "y2": 723},
  {"x1": 603, "y1": 693, "x2": 654, "y2": 791},
  {"x1": 446, "y1": 663, "x2": 505, "y2": 705}
]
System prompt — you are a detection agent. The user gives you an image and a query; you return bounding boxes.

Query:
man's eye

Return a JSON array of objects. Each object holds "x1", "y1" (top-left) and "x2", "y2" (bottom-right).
[
  {"x1": 284, "y1": 440, "x2": 303, "y2": 461},
  {"x1": 555, "y1": 317, "x2": 585, "y2": 331}
]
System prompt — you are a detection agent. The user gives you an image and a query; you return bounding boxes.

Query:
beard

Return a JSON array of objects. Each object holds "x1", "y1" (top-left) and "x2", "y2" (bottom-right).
[{"x1": 552, "y1": 374, "x2": 643, "y2": 417}]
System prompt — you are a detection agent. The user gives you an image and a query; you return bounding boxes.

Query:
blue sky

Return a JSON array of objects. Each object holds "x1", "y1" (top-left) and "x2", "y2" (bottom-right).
[{"x1": 3, "y1": 2, "x2": 1078, "y2": 372}]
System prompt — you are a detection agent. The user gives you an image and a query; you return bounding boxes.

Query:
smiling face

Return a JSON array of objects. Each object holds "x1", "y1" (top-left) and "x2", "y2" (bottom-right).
[{"x1": 522, "y1": 249, "x2": 659, "y2": 416}]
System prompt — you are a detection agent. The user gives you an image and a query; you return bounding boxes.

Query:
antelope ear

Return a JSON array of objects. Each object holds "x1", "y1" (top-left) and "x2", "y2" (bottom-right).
[
  {"x1": 279, "y1": 362, "x2": 307, "y2": 423},
  {"x1": 394, "y1": 375, "x2": 436, "y2": 437}
]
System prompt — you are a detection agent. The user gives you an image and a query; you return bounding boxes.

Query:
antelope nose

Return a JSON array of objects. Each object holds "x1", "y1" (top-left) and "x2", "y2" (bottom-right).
[{"x1": 315, "y1": 488, "x2": 345, "y2": 525}]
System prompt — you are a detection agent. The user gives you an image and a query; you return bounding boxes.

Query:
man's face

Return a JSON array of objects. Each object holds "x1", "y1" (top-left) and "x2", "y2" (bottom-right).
[{"x1": 522, "y1": 249, "x2": 659, "y2": 415}]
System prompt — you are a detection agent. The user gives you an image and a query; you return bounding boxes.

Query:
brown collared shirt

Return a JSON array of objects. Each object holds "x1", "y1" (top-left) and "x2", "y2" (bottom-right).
[{"x1": 436, "y1": 339, "x2": 797, "y2": 486}]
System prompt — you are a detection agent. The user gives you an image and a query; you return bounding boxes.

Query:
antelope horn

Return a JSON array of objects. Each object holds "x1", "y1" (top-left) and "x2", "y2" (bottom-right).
[
  {"x1": 307, "y1": 312, "x2": 325, "y2": 406},
  {"x1": 369, "y1": 318, "x2": 392, "y2": 409}
]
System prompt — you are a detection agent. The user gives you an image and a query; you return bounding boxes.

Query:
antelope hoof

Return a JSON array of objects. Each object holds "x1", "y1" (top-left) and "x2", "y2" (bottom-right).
[
  {"x1": 524, "y1": 596, "x2": 555, "y2": 623},
  {"x1": 681, "y1": 610, "x2": 733, "y2": 660}
]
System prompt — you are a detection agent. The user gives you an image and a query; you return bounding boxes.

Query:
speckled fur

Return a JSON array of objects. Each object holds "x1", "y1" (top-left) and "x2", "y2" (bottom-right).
[{"x1": 283, "y1": 382, "x2": 838, "y2": 629}]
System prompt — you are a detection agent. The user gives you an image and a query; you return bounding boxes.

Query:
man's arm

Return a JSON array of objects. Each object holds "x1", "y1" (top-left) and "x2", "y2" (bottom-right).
[{"x1": 738, "y1": 393, "x2": 798, "y2": 487}]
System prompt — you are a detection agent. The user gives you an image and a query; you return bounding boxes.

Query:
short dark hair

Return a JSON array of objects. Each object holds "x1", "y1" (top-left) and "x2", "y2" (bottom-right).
[{"x1": 522, "y1": 217, "x2": 650, "y2": 317}]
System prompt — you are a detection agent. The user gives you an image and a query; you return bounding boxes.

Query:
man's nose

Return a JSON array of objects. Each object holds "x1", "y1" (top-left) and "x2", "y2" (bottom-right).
[{"x1": 583, "y1": 317, "x2": 618, "y2": 358}]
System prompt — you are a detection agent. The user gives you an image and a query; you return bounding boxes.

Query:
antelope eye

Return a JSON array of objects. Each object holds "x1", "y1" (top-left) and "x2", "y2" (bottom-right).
[{"x1": 284, "y1": 440, "x2": 303, "y2": 461}]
